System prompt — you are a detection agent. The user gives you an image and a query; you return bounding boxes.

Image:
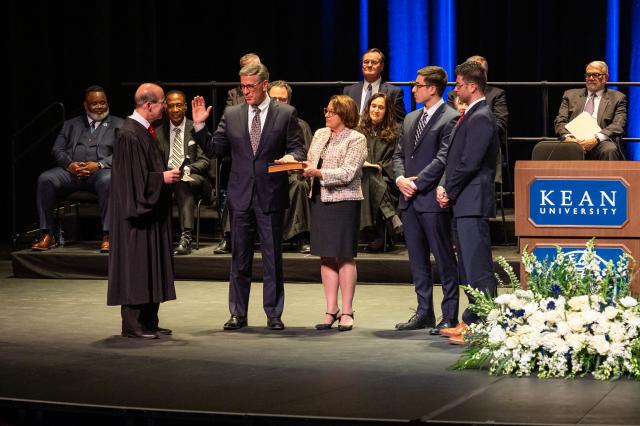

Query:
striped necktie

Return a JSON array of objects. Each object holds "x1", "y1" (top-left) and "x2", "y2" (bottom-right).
[
  {"x1": 168, "y1": 127, "x2": 183, "y2": 169},
  {"x1": 414, "y1": 110, "x2": 429, "y2": 146}
]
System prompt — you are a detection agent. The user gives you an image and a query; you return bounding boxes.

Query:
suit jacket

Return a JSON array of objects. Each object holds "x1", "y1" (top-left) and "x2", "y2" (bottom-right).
[
  {"x1": 307, "y1": 127, "x2": 367, "y2": 203},
  {"x1": 554, "y1": 87, "x2": 627, "y2": 142},
  {"x1": 393, "y1": 102, "x2": 459, "y2": 212},
  {"x1": 193, "y1": 100, "x2": 306, "y2": 212},
  {"x1": 154, "y1": 118, "x2": 210, "y2": 175},
  {"x1": 343, "y1": 81, "x2": 407, "y2": 122},
  {"x1": 444, "y1": 100, "x2": 498, "y2": 218},
  {"x1": 52, "y1": 114, "x2": 124, "y2": 169},
  {"x1": 448, "y1": 85, "x2": 508, "y2": 137}
]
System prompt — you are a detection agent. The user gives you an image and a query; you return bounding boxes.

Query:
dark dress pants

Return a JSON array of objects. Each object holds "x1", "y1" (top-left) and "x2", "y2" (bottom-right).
[
  {"x1": 403, "y1": 204, "x2": 459, "y2": 322},
  {"x1": 173, "y1": 175, "x2": 207, "y2": 231},
  {"x1": 36, "y1": 167, "x2": 111, "y2": 232},
  {"x1": 454, "y1": 216, "x2": 497, "y2": 324},
  {"x1": 228, "y1": 194, "x2": 285, "y2": 319},
  {"x1": 121, "y1": 303, "x2": 160, "y2": 333}
]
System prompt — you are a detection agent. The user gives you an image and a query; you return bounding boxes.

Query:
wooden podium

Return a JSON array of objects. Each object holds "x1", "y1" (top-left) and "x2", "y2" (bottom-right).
[{"x1": 515, "y1": 160, "x2": 640, "y2": 293}]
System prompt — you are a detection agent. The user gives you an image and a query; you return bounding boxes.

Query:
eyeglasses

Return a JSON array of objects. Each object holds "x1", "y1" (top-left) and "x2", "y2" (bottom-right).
[
  {"x1": 585, "y1": 73, "x2": 605, "y2": 79},
  {"x1": 271, "y1": 96, "x2": 288, "y2": 103},
  {"x1": 323, "y1": 108, "x2": 337, "y2": 117},
  {"x1": 412, "y1": 81, "x2": 433, "y2": 89},
  {"x1": 240, "y1": 81, "x2": 264, "y2": 91},
  {"x1": 362, "y1": 60, "x2": 381, "y2": 66},
  {"x1": 454, "y1": 81, "x2": 473, "y2": 89}
]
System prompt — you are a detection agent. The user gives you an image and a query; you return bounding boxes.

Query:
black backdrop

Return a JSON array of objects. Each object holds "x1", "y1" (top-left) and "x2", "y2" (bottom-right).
[{"x1": 7, "y1": 0, "x2": 633, "y2": 243}]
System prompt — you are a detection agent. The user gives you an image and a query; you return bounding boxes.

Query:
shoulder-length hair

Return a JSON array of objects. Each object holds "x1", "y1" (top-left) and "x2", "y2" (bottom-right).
[{"x1": 357, "y1": 92, "x2": 399, "y2": 143}]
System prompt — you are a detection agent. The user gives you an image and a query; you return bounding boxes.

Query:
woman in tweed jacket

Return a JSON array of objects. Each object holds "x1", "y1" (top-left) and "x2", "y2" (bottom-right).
[{"x1": 303, "y1": 95, "x2": 367, "y2": 332}]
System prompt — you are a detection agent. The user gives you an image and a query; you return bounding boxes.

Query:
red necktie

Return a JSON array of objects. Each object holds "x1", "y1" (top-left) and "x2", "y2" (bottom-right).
[
  {"x1": 456, "y1": 109, "x2": 466, "y2": 127},
  {"x1": 148, "y1": 125, "x2": 157, "y2": 141}
]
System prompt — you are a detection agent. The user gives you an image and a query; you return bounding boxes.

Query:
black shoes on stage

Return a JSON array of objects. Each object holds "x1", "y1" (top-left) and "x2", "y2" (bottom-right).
[{"x1": 395, "y1": 312, "x2": 436, "y2": 330}]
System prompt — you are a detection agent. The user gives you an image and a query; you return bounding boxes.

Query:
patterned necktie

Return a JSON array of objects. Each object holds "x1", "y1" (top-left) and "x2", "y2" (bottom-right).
[
  {"x1": 89, "y1": 121, "x2": 96, "y2": 133},
  {"x1": 584, "y1": 93, "x2": 596, "y2": 116},
  {"x1": 413, "y1": 110, "x2": 429, "y2": 146},
  {"x1": 250, "y1": 106, "x2": 262, "y2": 154},
  {"x1": 363, "y1": 83, "x2": 373, "y2": 110},
  {"x1": 168, "y1": 127, "x2": 183, "y2": 169},
  {"x1": 148, "y1": 125, "x2": 157, "y2": 141}
]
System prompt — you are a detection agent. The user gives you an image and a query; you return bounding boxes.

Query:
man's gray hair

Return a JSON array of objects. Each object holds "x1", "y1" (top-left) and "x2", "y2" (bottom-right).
[
  {"x1": 239, "y1": 63, "x2": 269, "y2": 82},
  {"x1": 587, "y1": 60, "x2": 609, "y2": 75}
]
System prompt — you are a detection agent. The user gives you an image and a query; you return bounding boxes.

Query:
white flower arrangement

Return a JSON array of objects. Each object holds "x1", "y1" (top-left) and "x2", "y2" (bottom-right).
[{"x1": 454, "y1": 239, "x2": 640, "y2": 380}]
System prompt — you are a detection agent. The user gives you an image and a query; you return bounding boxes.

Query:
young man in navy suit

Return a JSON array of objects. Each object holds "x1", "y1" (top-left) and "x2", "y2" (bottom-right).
[
  {"x1": 392, "y1": 66, "x2": 460, "y2": 333},
  {"x1": 437, "y1": 61, "x2": 499, "y2": 344},
  {"x1": 191, "y1": 63, "x2": 306, "y2": 331}
]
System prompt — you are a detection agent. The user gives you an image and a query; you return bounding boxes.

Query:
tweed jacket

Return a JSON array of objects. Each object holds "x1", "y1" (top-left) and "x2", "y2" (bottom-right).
[{"x1": 307, "y1": 127, "x2": 367, "y2": 203}]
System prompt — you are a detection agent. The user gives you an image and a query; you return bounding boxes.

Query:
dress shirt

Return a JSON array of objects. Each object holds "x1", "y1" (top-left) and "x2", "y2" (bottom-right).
[
  {"x1": 247, "y1": 95, "x2": 271, "y2": 135},
  {"x1": 360, "y1": 78, "x2": 382, "y2": 111}
]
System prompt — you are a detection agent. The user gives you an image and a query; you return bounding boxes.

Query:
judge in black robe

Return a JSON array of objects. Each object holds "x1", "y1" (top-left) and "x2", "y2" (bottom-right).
[{"x1": 107, "y1": 83, "x2": 180, "y2": 339}]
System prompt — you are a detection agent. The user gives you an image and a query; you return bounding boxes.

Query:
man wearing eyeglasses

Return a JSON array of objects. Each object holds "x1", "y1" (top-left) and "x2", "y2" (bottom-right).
[
  {"x1": 554, "y1": 60, "x2": 627, "y2": 160},
  {"x1": 343, "y1": 48, "x2": 406, "y2": 122},
  {"x1": 436, "y1": 61, "x2": 499, "y2": 345},
  {"x1": 191, "y1": 63, "x2": 306, "y2": 331}
]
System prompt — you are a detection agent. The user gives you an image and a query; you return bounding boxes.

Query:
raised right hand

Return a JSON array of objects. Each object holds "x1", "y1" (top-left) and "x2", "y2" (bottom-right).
[{"x1": 191, "y1": 96, "x2": 213, "y2": 125}]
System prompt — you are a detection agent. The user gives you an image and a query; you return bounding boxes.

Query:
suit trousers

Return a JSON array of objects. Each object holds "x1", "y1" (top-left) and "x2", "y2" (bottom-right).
[
  {"x1": 454, "y1": 216, "x2": 497, "y2": 324},
  {"x1": 403, "y1": 204, "x2": 459, "y2": 321},
  {"x1": 36, "y1": 167, "x2": 111, "y2": 232},
  {"x1": 121, "y1": 303, "x2": 160, "y2": 333},
  {"x1": 173, "y1": 175, "x2": 207, "y2": 231},
  {"x1": 228, "y1": 193, "x2": 285, "y2": 319},
  {"x1": 585, "y1": 140, "x2": 622, "y2": 160}
]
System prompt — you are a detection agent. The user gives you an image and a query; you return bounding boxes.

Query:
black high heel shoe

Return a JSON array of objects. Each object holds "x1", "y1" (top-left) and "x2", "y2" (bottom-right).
[
  {"x1": 338, "y1": 312, "x2": 354, "y2": 332},
  {"x1": 315, "y1": 310, "x2": 340, "y2": 330}
]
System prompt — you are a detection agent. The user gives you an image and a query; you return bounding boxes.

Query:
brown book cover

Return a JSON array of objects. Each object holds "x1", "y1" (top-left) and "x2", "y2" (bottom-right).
[{"x1": 268, "y1": 162, "x2": 307, "y2": 173}]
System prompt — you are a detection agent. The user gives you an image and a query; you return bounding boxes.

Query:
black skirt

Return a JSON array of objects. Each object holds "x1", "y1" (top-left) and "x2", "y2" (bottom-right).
[{"x1": 310, "y1": 178, "x2": 361, "y2": 258}]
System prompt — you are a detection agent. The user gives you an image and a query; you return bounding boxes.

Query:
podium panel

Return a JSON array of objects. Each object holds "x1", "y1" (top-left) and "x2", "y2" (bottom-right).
[
  {"x1": 519, "y1": 238, "x2": 640, "y2": 295},
  {"x1": 515, "y1": 161, "x2": 640, "y2": 238}
]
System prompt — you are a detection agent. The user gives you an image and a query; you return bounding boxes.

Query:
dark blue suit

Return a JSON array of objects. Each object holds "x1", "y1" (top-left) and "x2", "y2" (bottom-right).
[
  {"x1": 343, "y1": 81, "x2": 406, "y2": 122},
  {"x1": 443, "y1": 99, "x2": 499, "y2": 324},
  {"x1": 392, "y1": 102, "x2": 460, "y2": 322},
  {"x1": 36, "y1": 114, "x2": 123, "y2": 232},
  {"x1": 194, "y1": 100, "x2": 305, "y2": 319}
]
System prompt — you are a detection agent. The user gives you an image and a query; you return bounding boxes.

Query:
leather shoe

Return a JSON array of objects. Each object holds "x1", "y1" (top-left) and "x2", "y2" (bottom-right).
[
  {"x1": 439, "y1": 321, "x2": 469, "y2": 337},
  {"x1": 429, "y1": 318, "x2": 459, "y2": 335},
  {"x1": 267, "y1": 317, "x2": 285, "y2": 330},
  {"x1": 395, "y1": 312, "x2": 435, "y2": 330},
  {"x1": 299, "y1": 241, "x2": 311, "y2": 254},
  {"x1": 223, "y1": 315, "x2": 247, "y2": 330},
  {"x1": 449, "y1": 333, "x2": 470, "y2": 345},
  {"x1": 213, "y1": 237, "x2": 230, "y2": 254},
  {"x1": 149, "y1": 327, "x2": 172, "y2": 335},
  {"x1": 174, "y1": 232, "x2": 192, "y2": 255},
  {"x1": 122, "y1": 330, "x2": 158, "y2": 339},
  {"x1": 100, "y1": 234, "x2": 110, "y2": 253},
  {"x1": 32, "y1": 233, "x2": 56, "y2": 251}
]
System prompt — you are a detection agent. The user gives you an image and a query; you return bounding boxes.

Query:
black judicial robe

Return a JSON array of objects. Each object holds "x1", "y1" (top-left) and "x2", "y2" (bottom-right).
[{"x1": 107, "y1": 118, "x2": 176, "y2": 306}]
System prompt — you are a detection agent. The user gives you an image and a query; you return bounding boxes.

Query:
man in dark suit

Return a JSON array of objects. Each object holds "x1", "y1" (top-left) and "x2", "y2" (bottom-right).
[
  {"x1": 447, "y1": 55, "x2": 508, "y2": 184},
  {"x1": 437, "y1": 61, "x2": 499, "y2": 344},
  {"x1": 393, "y1": 66, "x2": 460, "y2": 333},
  {"x1": 343, "y1": 48, "x2": 406, "y2": 122},
  {"x1": 32, "y1": 85, "x2": 123, "y2": 252},
  {"x1": 554, "y1": 60, "x2": 627, "y2": 160},
  {"x1": 154, "y1": 90, "x2": 212, "y2": 255},
  {"x1": 191, "y1": 63, "x2": 306, "y2": 331}
]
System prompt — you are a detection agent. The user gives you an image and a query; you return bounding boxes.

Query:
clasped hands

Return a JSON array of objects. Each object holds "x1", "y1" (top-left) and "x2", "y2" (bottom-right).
[
  {"x1": 564, "y1": 136, "x2": 598, "y2": 152},
  {"x1": 67, "y1": 161, "x2": 101, "y2": 177}
]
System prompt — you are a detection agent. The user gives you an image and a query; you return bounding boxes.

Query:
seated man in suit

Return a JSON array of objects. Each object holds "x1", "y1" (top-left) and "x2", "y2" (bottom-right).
[
  {"x1": 268, "y1": 80, "x2": 313, "y2": 253},
  {"x1": 554, "y1": 60, "x2": 627, "y2": 160},
  {"x1": 343, "y1": 48, "x2": 406, "y2": 122},
  {"x1": 447, "y1": 55, "x2": 508, "y2": 184},
  {"x1": 154, "y1": 90, "x2": 212, "y2": 255},
  {"x1": 32, "y1": 85, "x2": 123, "y2": 252}
]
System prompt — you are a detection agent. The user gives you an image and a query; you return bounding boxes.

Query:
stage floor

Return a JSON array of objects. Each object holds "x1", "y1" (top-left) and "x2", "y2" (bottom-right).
[{"x1": 1, "y1": 261, "x2": 640, "y2": 425}]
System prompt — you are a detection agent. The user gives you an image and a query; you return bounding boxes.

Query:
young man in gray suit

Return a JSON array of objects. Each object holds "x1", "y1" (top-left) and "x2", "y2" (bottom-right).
[
  {"x1": 191, "y1": 63, "x2": 306, "y2": 331},
  {"x1": 554, "y1": 60, "x2": 627, "y2": 160},
  {"x1": 393, "y1": 66, "x2": 460, "y2": 333}
]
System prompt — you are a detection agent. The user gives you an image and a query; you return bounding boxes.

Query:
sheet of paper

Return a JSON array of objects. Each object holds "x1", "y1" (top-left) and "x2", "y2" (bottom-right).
[
  {"x1": 565, "y1": 111, "x2": 601, "y2": 140},
  {"x1": 181, "y1": 174, "x2": 195, "y2": 182}
]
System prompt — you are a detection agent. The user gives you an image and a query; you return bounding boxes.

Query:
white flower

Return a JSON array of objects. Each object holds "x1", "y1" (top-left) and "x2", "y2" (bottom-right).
[
  {"x1": 620, "y1": 296, "x2": 638, "y2": 308},
  {"x1": 514, "y1": 289, "x2": 534, "y2": 300},
  {"x1": 508, "y1": 297, "x2": 525, "y2": 311},
  {"x1": 567, "y1": 313, "x2": 585, "y2": 332},
  {"x1": 523, "y1": 302, "x2": 539, "y2": 318},
  {"x1": 603, "y1": 306, "x2": 619, "y2": 320},
  {"x1": 608, "y1": 322, "x2": 627, "y2": 343},
  {"x1": 488, "y1": 326, "x2": 507, "y2": 344},
  {"x1": 589, "y1": 335, "x2": 610, "y2": 356},
  {"x1": 555, "y1": 321, "x2": 570, "y2": 336},
  {"x1": 581, "y1": 309, "x2": 601, "y2": 325},
  {"x1": 505, "y1": 336, "x2": 520, "y2": 349},
  {"x1": 565, "y1": 332, "x2": 587, "y2": 350},
  {"x1": 487, "y1": 309, "x2": 500, "y2": 322},
  {"x1": 568, "y1": 295, "x2": 589, "y2": 311},
  {"x1": 495, "y1": 294, "x2": 515, "y2": 305}
]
